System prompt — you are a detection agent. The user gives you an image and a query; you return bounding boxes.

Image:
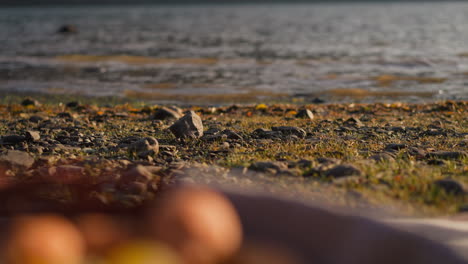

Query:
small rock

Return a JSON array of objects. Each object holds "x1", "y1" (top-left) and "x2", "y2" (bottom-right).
[
  {"x1": 201, "y1": 134, "x2": 227, "y2": 142},
  {"x1": 220, "y1": 142, "x2": 230, "y2": 150},
  {"x1": 153, "y1": 107, "x2": 183, "y2": 120},
  {"x1": 433, "y1": 179, "x2": 465, "y2": 195},
  {"x1": 389, "y1": 126, "x2": 406, "y2": 133},
  {"x1": 317, "y1": 157, "x2": 341, "y2": 165},
  {"x1": 0, "y1": 135, "x2": 26, "y2": 145},
  {"x1": 295, "y1": 109, "x2": 314, "y2": 120},
  {"x1": 457, "y1": 139, "x2": 468, "y2": 147},
  {"x1": 222, "y1": 129, "x2": 243, "y2": 140},
  {"x1": 29, "y1": 115, "x2": 45, "y2": 123},
  {"x1": 25, "y1": 131, "x2": 40, "y2": 142},
  {"x1": 159, "y1": 145, "x2": 177, "y2": 153},
  {"x1": 369, "y1": 152, "x2": 395, "y2": 162},
  {"x1": 343, "y1": 117, "x2": 364, "y2": 128},
  {"x1": 169, "y1": 111, "x2": 204, "y2": 139},
  {"x1": 0, "y1": 150, "x2": 35, "y2": 169},
  {"x1": 128, "y1": 137, "x2": 159, "y2": 158},
  {"x1": 271, "y1": 126, "x2": 307, "y2": 139},
  {"x1": 56, "y1": 112, "x2": 73, "y2": 119},
  {"x1": 407, "y1": 147, "x2": 426, "y2": 157},
  {"x1": 66, "y1": 101, "x2": 80, "y2": 108},
  {"x1": 30, "y1": 146, "x2": 44, "y2": 155},
  {"x1": 385, "y1": 143, "x2": 407, "y2": 151},
  {"x1": 249, "y1": 161, "x2": 288, "y2": 174},
  {"x1": 204, "y1": 128, "x2": 221, "y2": 135},
  {"x1": 422, "y1": 129, "x2": 447, "y2": 136},
  {"x1": 427, "y1": 159, "x2": 446, "y2": 166},
  {"x1": 296, "y1": 159, "x2": 313, "y2": 168},
  {"x1": 426, "y1": 151, "x2": 467, "y2": 160},
  {"x1": 325, "y1": 164, "x2": 362, "y2": 178},
  {"x1": 252, "y1": 128, "x2": 281, "y2": 139},
  {"x1": 21, "y1": 98, "x2": 40, "y2": 107}
]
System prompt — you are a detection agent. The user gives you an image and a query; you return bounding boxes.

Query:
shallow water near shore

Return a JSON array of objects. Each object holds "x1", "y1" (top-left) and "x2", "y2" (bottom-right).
[{"x1": 1, "y1": 3, "x2": 468, "y2": 104}]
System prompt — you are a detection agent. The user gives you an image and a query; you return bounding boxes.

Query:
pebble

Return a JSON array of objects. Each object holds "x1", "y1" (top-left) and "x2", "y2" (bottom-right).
[
  {"x1": 153, "y1": 107, "x2": 183, "y2": 120},
  {"x1": 65, "y1": 101, "x2": 80, "y2": 108},
  {"x1": 343, "y1": 117, "x2": 364, "y2": 128},
  {"x1": 21, "y1": 98, "x2": 40, "y2": 107},
  {"x1": 426, "y1": 151, "x2": 467, "y2": 160},
  {"x1": 204, "y1": 128, "x2": 221, "y2": 135},
  {"x1": 325, "y1": 164, "x2": 362, "y2": 178},
  {"x1": 369, "y1": 152, "x2": 396, "y2": 162},
  {"x1": 25, "y1": 131, "x2": 40, "y2": 142},
  {"x1": 57, "y1": 112, "x2": 73, "y2": 119},
  {"x1": 222, "y1": 129, "x2": 243, "y2": 140},
  {"x1": 0, "y1": 150, "x2": 35, "y2": 169},
  {"x1": 295, "y1": 109, "x2": 314, "y2": 120},
  {"x1": 427, "y1": 159, "x2": 446, "y2": 166},
  {"x1": 249, "y1": 161, "x2": 288, "y2": 174},
  {"x1": 316, "y1": 157, "x2": 341, "y2": 165},
  {"x1": 29, "y1": 115, "x2": 45, "y2": 123},
  {"x1": 201, "y1": 134, "x2": 227, "y2": 142},
  {"x1": 271, "y1": 126, "x2": 307, "y2": 139},
  {"x1": 1, "y1": 135, "x2": 26, "y2": 145},
  {"x1": 252, "y1": 128, "x2": 281, "y2": 139},
  {"x1": 296, "y1": 159, "x2": 313, "y2": 168},
  {"x1": 220, "y1": 142, "x2": 230, "y2": 150},
  {"x1": 128, "y1": 137, "x2": 159, "y2": 158},
  {"x1": 422, "y1": 129, "x2": 447, "y2": 136},
  {"x1": 407, "y1": 147, "x2": 426, "y2": 157},
  {"x1": 385, "y1": 143, "x2": 407, "y2": 151},
  {"x1": 433, "y1": 179, "x2": 466, "y2": 195},
  {"x1": 169, "y1": 111, "x2": 204, "y2": 139}
]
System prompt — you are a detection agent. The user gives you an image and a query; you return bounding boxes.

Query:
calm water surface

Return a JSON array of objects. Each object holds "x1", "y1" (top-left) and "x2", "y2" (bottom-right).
[{"x1": 1, "y1": 3, "x2": 468, "y2": 104}]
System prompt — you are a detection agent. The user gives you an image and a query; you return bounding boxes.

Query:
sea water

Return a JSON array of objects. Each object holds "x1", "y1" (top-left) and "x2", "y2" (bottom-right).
[{"x1": 1, "y1": 3, "x2": 467, "y2": 103}]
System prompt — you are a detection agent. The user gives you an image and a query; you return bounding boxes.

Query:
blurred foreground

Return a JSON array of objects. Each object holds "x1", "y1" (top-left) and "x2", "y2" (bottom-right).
[{"x1": 1, "y1": 185, "x2": 467, "y2": 264}]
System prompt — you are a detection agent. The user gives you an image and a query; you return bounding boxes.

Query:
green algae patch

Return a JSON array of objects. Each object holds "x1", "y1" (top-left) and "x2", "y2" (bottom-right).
[{"x1": 325, "y1": 88, "x2": 436, "y2": 98}]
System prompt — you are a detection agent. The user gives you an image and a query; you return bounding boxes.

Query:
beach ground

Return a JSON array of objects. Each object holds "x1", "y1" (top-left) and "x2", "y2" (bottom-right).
[{"x1": 0, "y1": 94, "x2": 466, "y2": 216}]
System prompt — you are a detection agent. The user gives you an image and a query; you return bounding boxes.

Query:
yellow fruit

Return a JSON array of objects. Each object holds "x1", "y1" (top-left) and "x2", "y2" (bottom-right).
[{"x1": 106, "y1": 240, "x2": 181, "y2": 264}]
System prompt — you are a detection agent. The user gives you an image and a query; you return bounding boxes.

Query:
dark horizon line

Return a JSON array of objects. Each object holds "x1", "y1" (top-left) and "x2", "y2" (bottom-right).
[{"x1": 0, "y1": 0, "x2": 464, "y2": 7}]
